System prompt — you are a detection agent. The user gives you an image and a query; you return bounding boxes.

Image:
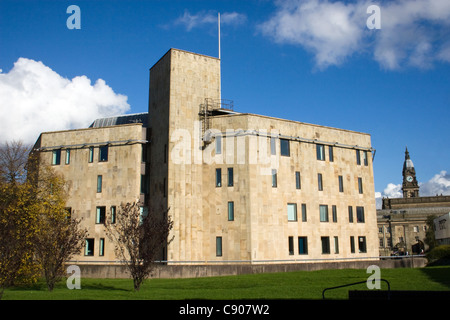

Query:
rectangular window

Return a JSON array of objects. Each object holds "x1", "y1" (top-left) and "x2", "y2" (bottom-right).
[
  {"x1": 280, "y1": 139, "x2": 290, "y2": 156},
  {"x1": 288, "y1": 236, "x2": 294, "y2": 255},
  {"x1": 216, "y1": 136, "x2": 222, "y2": 155},
  {"x1": 97, "y1": 175, "x2": 102, "y2": 193},
  {"x1": 228, "y1": 201, "x2": 234, "y2": 221},
  {"x1": 295, "y1": 171, "x2": 301, "y2": 189},
  {"x1": 270, "y1": 137, "x2": 276, "y2": 155},
  {"x1": 321, "y1": 237, "x2": 330, "y2": 254},
  {"x1": 272, "y1": 169, "x2": 277, "y2": 188},
  {"x1": 216, "y1": 237, "x2": 222, "y2": 257},
  {"x1": 334, "y1": 236, "x2": 339, "y2": 254},
  {"x1": 338, "y1": 175, "x2": 344, "y2": 192},
  {"x1": 99, "y1": 145, "x2": 108, "y2": 162},
  {"x1": 301, "y1": 203, "x2": 307, "y2": 222},
  {"x1": 356, "y1": 206, "x2": 365, "y2": 223},
  {"x1": 332, "y1": 205, "x2": 337, "y2": 222},
  {"x1": 65, "y1": 149, "x2": 70, "y2": 165},
  {"x1": 141, "y1": 174, "x2": 149, "y2": 194},
  {"x1": 350, "y1": 236, "x2": 355, "y2": 253},
  {"x1": 85, "y1": 239, "x2": 94, "y2": 256},
  {"x1": 96, "y1": 206, "x2": 106, "y2": 224},
  {"x1": 329, "y1": 146, "x2": 334, "y2": 162},
  {"x1": 99, "y1": 238, "x2": 105, "y2": 256},
  {"x1": 287, "y1": 203, "x2": 297, "y2": 221},
  {"x1": 358, "y1": 177, "x2": 363, "y2": 194},
  {"x1": 316, "y1": 144, "x2": 325, "y2": 161},
  {"x1": 363, "y1": 151, "x2": 368, "y2": 166},
  {"x1": 348, "y1": 206, "x2": 354, "y2": 223},
  {"x1": 111, "y1": 206, "x2": 116, "y2": 224},
  {"x1": 319, "y1": 205, "x2": 329, "y2": 222},
  {"x1": 88, "y1": 147, "x2": 94, "y2": 163},
  {"x1": 216, "y1": 168, "x2": 222, "y2": 187},
  {"x1": 227, "y1": 168, "x2": 233, "y2": 187},
  {"x1": 358, "y1": 236, "x2": 367, "y2": 253},
  {"x1": 298, "y1": 237, "x2": 308, "y2": 254},
  {"x1": 356, "y1": 150, "x2": 361, "y2": 165},
  {"x1": 52, "y1": 149, "x2": 61, "y2": 165},
  {"x1": 318, "y1": 173, "x2": 323, "y2": 191}
]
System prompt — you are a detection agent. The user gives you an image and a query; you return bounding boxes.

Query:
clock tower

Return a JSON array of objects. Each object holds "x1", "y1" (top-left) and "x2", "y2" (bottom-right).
[{"x1": 402, "y1": 147, "x2": 419, "y2": 198}]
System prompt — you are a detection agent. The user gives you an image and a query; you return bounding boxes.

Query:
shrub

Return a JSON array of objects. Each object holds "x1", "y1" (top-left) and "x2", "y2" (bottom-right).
[{"x1": 426, "y1": 245, "x2": 450, "y2": 266}]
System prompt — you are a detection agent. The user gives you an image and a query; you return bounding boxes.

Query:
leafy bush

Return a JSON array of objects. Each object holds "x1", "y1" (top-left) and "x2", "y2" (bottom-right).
[{"x1": 426, "y1": 245, "x2": 450, "y2": 266}]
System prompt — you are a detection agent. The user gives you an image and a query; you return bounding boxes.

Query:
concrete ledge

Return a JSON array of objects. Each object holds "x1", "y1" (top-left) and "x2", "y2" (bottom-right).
[{"x1": 70, "y1": 257, "x2": 427, "y2": 279}]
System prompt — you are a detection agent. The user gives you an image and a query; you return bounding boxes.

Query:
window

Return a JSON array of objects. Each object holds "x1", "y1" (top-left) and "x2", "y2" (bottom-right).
[
  {"x1": 99, "y1": 238, "x2": 105, "y2": 256},
  {"x1": 228, "y1": 201, "x2": 234, "y2": 221},
  {"x1": 288, "y1": 236, "x2": 294, "y2": 255},
  {"x1": 298, "y1": 237, "x2": 308, "y2": 254},
  {"x1": 338, "y1": 175, "x2": 344, "y2": 192},
  {"x1": 216, "y1": 136, "x2": 222, "y2": 155},
  {"x1": 85, "y1": 239, "x2": 94, "y2": 256},
  {"x1": 363, "y1": 151, "x2": 368, "y2": 166},
  {"x1": 350, "y1": 236, "x2": 355, "y2": 253},
  {"x1": 216, "y1": 237, "x2": 222, "y2": 257},
  {"x1": 356, "y1": 206, "x2": 365, "y2": 223},
  {"x1": 52, "y1": 149, "x2": 61, "y2": 165},
  {"x1": 141, "y1": 174, "x2": 149, "y2": 194},
  {"x1": 287, "y1": 203, "x2": 297, "y2": 221},
  {"x1": 270, "y1": 137, "x2": 276, "y2": 155},
  {"x1": 319, "y1": 205, "x2": 329, "y2": 222},
  {"x1": 318, "y1": 173, "x2": 323, "y2": 191},
  {"x1": 316, "y1": 144, "x2": 325, "y2": 161},
  {"x1": 332, "y1": 205, "x2": 337, "y2": 222},
  {"x1": 329, "y1": 146, "x2": 334, "y2": 162},
  {"x1": 88, "y1": 147, "x2": 94, "y2": 163},
  {"x1": 280, "y1": 139, "x2": 290, "y2": 156},
  {"x1": 358, "y1": 236, "x2": 367, "y2": 253},
  {"x1": 96, "y1": 206, "x2": 106, "y2": 224},
  {"x1": 295, "y1": 171, "x2": 301, "y2": 189},
  {"x1": 99, "y1": 145, "x2": 108, "y2": 162},
  {"x1": 97, "y1": 175, "x2": 102, "y2": 193},
  {"x1": 321, "y1": 237, "x2": 330, "y2": 254},
  {"x1": 358, "y1": 177, "x2": 363, "y2": 194},
  {"x1": 413, "y1": 226, "x2": 419, "y2": 232},
  {"x1": 227, "y1": 168, "x2": 234, "y2": 187},
  {"x1": 111, "y1": 206, "x2": 116, "y2": 224},
  {"x1": 272, "y1": 169, "x2": 277, "y2": 188},
  {"x1": 65, "y1": 149, "x2": 70, "y2": 165},
  {"x1": 348, "y1": 206, "x2": 354, "y2": 223},
  {"x1": 301, "y1": 203, "x2": 307, "y2": 222},
  {"x1": 356, "y1": 150, "x2": 361, "y2": 165},
  {"x1": 334, "y1": 236, "x2": 339, "y2": 254},
  {"x1": 216, "y1": 168, "x2": 222, "y2": 187}
]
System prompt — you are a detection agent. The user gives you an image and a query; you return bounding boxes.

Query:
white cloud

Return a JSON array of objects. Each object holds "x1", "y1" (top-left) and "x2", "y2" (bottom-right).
[
  {"x1": 420, "y1": 171, "x2": 450, "y2": 196},
  {"x1": 260, "y1": 0, "x2": 450, "y2": 70},
  {"x1": 0, "y1": 58, "x2": 130, "y2": 144},
  {"x1": 175, "y1": 10, "x2": 246, "y2": 31}
]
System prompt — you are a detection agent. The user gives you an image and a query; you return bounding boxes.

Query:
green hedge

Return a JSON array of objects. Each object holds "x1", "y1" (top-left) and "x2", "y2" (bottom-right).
[{"x1": 427, "y1": 245, "x2": 450, "y2": 265}]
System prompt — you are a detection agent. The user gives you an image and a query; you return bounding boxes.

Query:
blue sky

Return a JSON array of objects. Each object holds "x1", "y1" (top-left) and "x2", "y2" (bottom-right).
[{"x1": 1, "y1": 0, "x2": 449, "y2": 203}]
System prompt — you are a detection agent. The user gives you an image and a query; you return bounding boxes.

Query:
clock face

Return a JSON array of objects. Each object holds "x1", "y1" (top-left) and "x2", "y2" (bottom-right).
[{"x1": 406, "y1": 176, "x2": 413, "y2": 182}]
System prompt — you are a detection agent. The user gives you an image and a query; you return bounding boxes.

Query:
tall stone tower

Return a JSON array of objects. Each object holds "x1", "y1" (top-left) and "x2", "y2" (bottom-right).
[
  {"x1": 148, "y1": 49, "x2": 221, "y2": 262},
  {"x1": 402, "y1": 147, "x2": 419, "y2": 198}
]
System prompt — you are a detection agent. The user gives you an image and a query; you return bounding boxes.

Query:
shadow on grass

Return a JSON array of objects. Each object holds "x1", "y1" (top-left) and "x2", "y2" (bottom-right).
[{"x1": 420, "y1": 265, "x2": 450, "y2": 289}]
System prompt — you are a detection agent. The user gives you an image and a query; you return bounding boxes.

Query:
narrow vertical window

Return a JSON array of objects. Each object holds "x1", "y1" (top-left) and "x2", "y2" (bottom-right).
[
  {"x1": 280, "y1": 139, "x2": 290, "y2": 156},
  {"x1": 332, "y1": 205, "x2": 337, "y2": 222},
  {"x1": 65, "y1": 149, "x2": 70, "y2": 165},
  {"x1": 328, "y1": 146, "x2": 334, "y2": 162},
  {"x1": 319, "y1": 205, "x2": 328, "y2": 222},
  {"x1": 356, "y1": 150, "x2": 361, "y2": 165},
  {"x1": 298, "y1": 237, "x2": 308, "y2": 254},
  {"x1": 287, "y1": 203, "x2": 297, "y2": 221},
  {"x1": 295, "y1": 171, "x2": 301, "y2": 189},
  {"x1": 99, "y1": 238, "x2": 105, "y2": 256},
  {"x1": 85, "y1": 239, "x2": 94, "y2": 256},
  {"x1": 216, "y1": 135, "x2": 222, "y2": 155},
  {"x1": 216, "y1": 237, "x2": 223, "y2": 257},
  {"x1": 348, "y1": 206, "x2": 354, "y2": 223},
  {"x1": 358, "y1": 177, "x2": 363, "y2": 194},
  {"x1": 318, "y1": 173, "x2": 323, "y2": 191},
  {"x1": 99, "y1": 145, "x2": 108, "y2": 162},
  {"x1": 301, "y1": 203, "x2": 307, "y2": 222},
  {"x1": 338, "y1": 175, "x2": 344, "y2": 192},
  {"x1": 321, "y1": 237, "x2": 330, "y2": 254},
  {"x1": 111, "y1": 206, "x2": 116, "y2": 224},
  {"x1": 228, "y1": 201, "x2": 234, "y2": 221},
  {"x1": 334, "y1": 236, "x2": 339, "y2": 254},
  {"x1": 288, "y1": 236, "x2": 294, "y2": 255},
  {"x1": 363, "y1": 151, "x2": 368, "y2": 166},
  {"x1": 316, "y1": 144, "x2": 325, "y2": 160},
  {"x1": 350, "y1": 236, "x2": 355, "y2": 253},
  {"x1": 52, "y1": 149, "x2": 61, "y2": 165},
  {"x1": 96, "y1": 206, "x2": 106, "y2": 224},
  {"x1": 270, "y1": 137, "x2": 276, "y2": 155},
  {"x1": 227, "y1": 168, "x2": 233, "y2": 187},
  {"x1": 356, "y1": 206, "x2": 365, "y2": 223},
  {"x1": 358, "y1": 236, "x2": 367, "y2": 253},
  {"x1": 88, "y1": 147, "x2": 94, "y2": 163},
  {"x1": 97, "y1": 175, "x2": 102, "y2": 193},
  {"x1": 216, "y1": 168, "x2": 222, "y2": 187},
  {"x1": 272, "y1": 169, "x2": 277, "y2": 188}
]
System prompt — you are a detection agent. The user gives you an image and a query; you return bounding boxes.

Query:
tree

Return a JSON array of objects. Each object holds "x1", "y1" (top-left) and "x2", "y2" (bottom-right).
[
  {"x1": 105, "y1": 202, "x2": 173, "y2": 291},
  {"x1": 425, "y1": 215, "x2": 438, "y2": 251}
]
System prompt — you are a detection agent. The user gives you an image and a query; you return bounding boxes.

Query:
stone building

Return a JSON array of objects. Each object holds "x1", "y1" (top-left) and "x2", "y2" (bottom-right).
[
  {"x1": 377, "y1": 148, "x2": 450, "y2": 255},
  {"x1": 33, "y1": 48, "x2": 380, "y2": 264}
]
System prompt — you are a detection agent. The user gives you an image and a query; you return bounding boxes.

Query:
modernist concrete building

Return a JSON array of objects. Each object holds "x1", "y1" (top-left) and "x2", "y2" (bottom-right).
[{"x1": 33, "y1": 48, "x2": 380, "y2": 264}]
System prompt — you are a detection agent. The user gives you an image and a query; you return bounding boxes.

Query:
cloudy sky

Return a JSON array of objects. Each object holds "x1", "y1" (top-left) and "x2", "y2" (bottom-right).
[{"x1": 1, "y1": 0, "x2": 449, "y2": 206}]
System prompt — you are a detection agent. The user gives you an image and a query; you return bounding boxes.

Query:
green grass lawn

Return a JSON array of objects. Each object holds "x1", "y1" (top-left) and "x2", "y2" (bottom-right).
[{"x1": 3, "y1": 266, "x2": 450, "y2": 300}]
